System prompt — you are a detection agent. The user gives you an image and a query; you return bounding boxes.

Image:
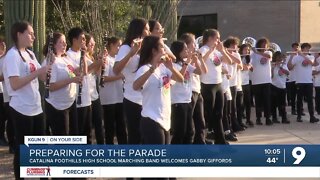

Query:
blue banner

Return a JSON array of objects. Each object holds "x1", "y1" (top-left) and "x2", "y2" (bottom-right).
[{"x1": 20, "y1": 145, "x2": 320, "y2": 167}]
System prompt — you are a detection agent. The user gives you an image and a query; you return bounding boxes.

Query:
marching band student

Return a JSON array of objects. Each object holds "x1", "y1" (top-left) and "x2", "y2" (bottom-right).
[
  {"x1": 236, "y1": 62, "x2": 245, "y2": 128},
  {"x1": 199, "y1": 29, "x2": 233, "y2": 144},
  {"x1": 271, "y1": 51, "x2": 290, "y2": 123},
  {"x1": 85, "y1": 34, "x2": 104, "y2": 144},
  {"x1": 288, "y1": 43, "x2": 319, "y2": 123},
  {"x1": 170, "y1": 41, "x2": 202, "y2": 144},
  {"x1": 2, "y1": 21, "x2": 49, "y2": 179},
  {"x1": 100, "y1": 37, "x2": 128, "y2": 144},
  {"x1": 179, "y1": 33, "x2": 208, "y2": 144},
  {"x1": 66, "y1": 27, "x2": 92, "y2": 143},
  {"x1": 239, "y1": 44, "x2": 254, "y2": 126},
  {"x1": 133, "y1": 36, "x2": 183, "y2": 144},
  {"x1": 43, "y1": 32, "x2": 81, "y2": 136},
  {"x1": 113, "y1": 18, "x2": 150, "y2": 144},
  {"x1": 0, "y1": 39, "x2": 14, "y2": 152},
  {"x1": 314, "y1": 54, "x2": 320, "y2": 115},
  {"x1": 250, "y1": 37, "x2": 273, "y2": 125},
  {"x1": 223, "y1": 37, "x2": 244, "y2": 132},
  {"x1": 286, "y1": 42, "x2": 299, "y2": 115},
  {"x1": 149, "y1": 19, "x2": 176, "y2": 60}
]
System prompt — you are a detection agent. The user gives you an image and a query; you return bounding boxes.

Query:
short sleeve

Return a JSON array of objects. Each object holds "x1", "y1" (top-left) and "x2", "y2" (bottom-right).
[
  {"x1": 4, "y1": 51, "x2": 20, "y2": 77},
  {"x1": 134, "y1": 65, "x2": 150, "y2": 90},
  {"x1": 115, "y1": 45, "x2": 131, "y2": 62}
]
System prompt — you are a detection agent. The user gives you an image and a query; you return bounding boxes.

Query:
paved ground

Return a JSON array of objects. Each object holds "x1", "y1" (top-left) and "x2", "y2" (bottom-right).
[{"x1": 1, "y1": 105, "x2": 319, "y2": 179}]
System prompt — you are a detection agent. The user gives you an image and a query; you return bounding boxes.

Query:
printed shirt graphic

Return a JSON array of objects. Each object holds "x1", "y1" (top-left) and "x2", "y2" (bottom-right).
[
  {"x1": 135, "y1": 63, "x2": 172, "y2": 131},
  {"x1": 2, "y1": 47, "x2": 42, "y2": 116},
  {"x1": 199, "y1": 45, "x2": 223, "y2": 84},
  {"x1": 44, "y1": 56, "x2": 77, "y2": 110},
  {"x1": 171, "y1": 63, "x2": 195, "y2": 104},
  {"x1": 272, "y1": 64, "x2": 289, "y2": 89},
  {"x1": 250, "y1": 51, "x2": 272, "y2": 85}
]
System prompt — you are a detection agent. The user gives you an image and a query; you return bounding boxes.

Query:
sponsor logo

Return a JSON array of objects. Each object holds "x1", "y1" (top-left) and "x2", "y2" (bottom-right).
[{"x1": 26, "y1": 166, "x2": 50, "y2": 176}]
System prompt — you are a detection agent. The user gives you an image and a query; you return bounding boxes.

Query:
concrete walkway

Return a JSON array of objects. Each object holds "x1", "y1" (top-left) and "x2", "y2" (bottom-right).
[{"x1": 1, "y1": 105, "x2": 319, "y2": 179}]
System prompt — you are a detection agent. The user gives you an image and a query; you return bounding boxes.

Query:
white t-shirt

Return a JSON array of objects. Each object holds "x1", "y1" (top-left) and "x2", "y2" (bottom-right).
[
  {"x1": 171, "y1": 63, "x2": 195, "y2": 104},
  {"x1": 199, "y1": 45, "x2": 222, "y2": 84},
  {"x1": 115, "y1": 45, "x2": 142, "y2": 105},
  {"x1": 135, "y1": 63, "x2": 172, "y2": 131},
  {"x1": 229, "y1": 52, "x2": 241, "y2": 87},
  {"x1": 292, "y1": 54, "x2": 314, "y2": 84},
  {"x1": 87, "y1": 58, "x2": 99, "y2": 101},
  {"x1": 0, "y1": 57, "x2": 4, "y2": 93},
  {"x1": 241, "y1": 57, "x2": 251, "y2": 86},
  {"x1": 0, "y1": 56, "x2": 10, "y2": 102},
  {"x1": 250, "y1": 51, "x2": 272, "y2": 85},
  {"x1": 272, "y1": 64, "x2": 289, "y2": 89},
  {"x1": 66, "y1": 49, "x2": 91, "y2": 107},
  {"x1": 99, "y1": 55, "x2": 124, "y2": 105},
  {"x1": 3, "y1": 47, "x2": 42, "y2": 116},
  {"x1": 314, "y1": 57, "x2": 320, "y2": 87},
  {"x1": 221, "y1": 63, "x2": 230, "y2": 93},
  {"x1": 44, "y1": 56, "x2": 77, "y2": 110},
  {"x1": 285, "y1": 55, "x2": 296, "y2": 82}
]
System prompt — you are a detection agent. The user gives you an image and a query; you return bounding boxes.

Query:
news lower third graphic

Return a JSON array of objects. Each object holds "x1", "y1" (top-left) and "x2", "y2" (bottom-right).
[{"x1": 20, "y1": 136, "x2": 320, "y2": 178}]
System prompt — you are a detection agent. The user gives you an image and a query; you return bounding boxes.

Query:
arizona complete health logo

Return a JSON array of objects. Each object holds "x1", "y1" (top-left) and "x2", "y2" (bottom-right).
[{"x1": 26, "y1": 166, "x2": 51, "y2": 176}]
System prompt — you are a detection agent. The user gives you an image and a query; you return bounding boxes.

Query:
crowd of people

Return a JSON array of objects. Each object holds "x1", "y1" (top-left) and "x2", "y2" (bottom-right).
[{"x1": 0, "y1": 18, "x2": 320, "y2": 179}]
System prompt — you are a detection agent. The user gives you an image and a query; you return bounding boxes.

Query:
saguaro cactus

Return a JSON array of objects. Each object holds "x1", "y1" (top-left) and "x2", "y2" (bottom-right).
[{"x1": 4, "y1": 0, "x2": 46, "y2": 61}]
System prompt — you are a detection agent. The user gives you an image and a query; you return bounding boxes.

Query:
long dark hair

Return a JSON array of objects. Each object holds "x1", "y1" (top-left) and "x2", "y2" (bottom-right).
[
  {"x1": 255, "y1": 37, "x2": 270, "y2": 52},
  {"x1": 123, "y1": 18, "x2": 147, "y2": 46},
  {"x1": 136, "y1": 36, "x2": 160, "y2": 71},
  {"x1": 170, "y1": 41, "x2": 185, "y2": 64},
  {"x1": 43, "y1": 32, "x2": 65, "y2": 56},
  {"x1": 239, "y1": 44, "x2": 250, "y2": 64},
  {"x1": 105, "y1": 37, "x2": 121, "y2": 51},
  {"x1": 11, "y1": 21, "x2": 34, "y2": 61}
]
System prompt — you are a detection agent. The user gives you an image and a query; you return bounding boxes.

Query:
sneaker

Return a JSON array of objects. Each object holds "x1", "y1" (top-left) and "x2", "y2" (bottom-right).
[
  {"x1": 266, "y1": 119, "x2": 273, "y2": 126},
  {"x1": 206, "y1": 131, "x2": 215, "y2": 140},
  {"x1": 233, "y1": 126, "x2": 245, "y2": 132},
  {"x1": 297, "y1": 117, "x2": 303, "y2": 122},
  {"x1": 310, "y1": 116, "x2": 320, "y2": 123},
  {"x1": 0, "y1": 138, "x2": 8, "y2": 146},
  {"x1": 256, "y1": 119, "x2": 263, "y2": 125},
  {"x1": 301, "y1": 112, "x2": 306, "y2": 116},
  {"x1": 240, "y1": 123, "x2": 248, "y2": 129},
  {"x1": 246, "y1": 121, "x2": 254, "y2": 127},
  {"x1": 272, "y1": 118, "x2": 280, "y2": 123},
  {"x1": 205, "y1": 139, "x2": 213, "y2": 144},
  {"x1": 282, "y1": 119, "x2": 290, "y2": 124},
  {"x1": 292, "y1": 110, "x2": 297, "y2": 115},
  {"x1": 225, "y1": 133, "x2": 238, "y2": 141}
]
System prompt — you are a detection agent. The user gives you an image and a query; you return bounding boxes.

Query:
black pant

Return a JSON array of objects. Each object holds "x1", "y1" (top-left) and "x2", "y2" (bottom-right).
[
  {"x1": 296, "y1": 83, "x2": 314, "y2": 118},
  {"x1": 287, "y1": 81, "x2": 297, "y2": 112},
  {"x1": 315, "y1": 87, "x2": 320, "y2": 114},
  {"x1": 271, "y1": 85, "x2": 287, "y2": 119},
  {"x1": 236, "y1": 90, "x2": 244, "y2": 125},
  {"x1": 252, "y1": 83, "x2": 271, "y2": 120},
  {"x1": 123, "y1": 98, "x2": 142, "y2": 144},
  {"x1": 171, "y1": 103, "x2": 194, "y2": 144},
  {"x1": 0, "y1": 93, "x2": 6, "y2": 139},
  {"x1": 201, "y1": 83, "x2": 226, "y2": 144},
  {"x1": 77, "y1": 105, "x2": 92, "y2": 144},
  {"x1": 140, "y1": 117, "x2": 170, "y2": 144},
  {"x1": 10, "y1": 107, "x2": 45, "y2": 179},
  {"x1": 3, "y1": 102, "x2": 14, "y2": 149},
  {"x1": 242, "y1": 84, "x2": 251, "y2": 123},
  {"x1": 103, "y1": 103, "x2": 127, "y2": 144},
  {"x1": 91, "y1": 98, "x2": 104, "y2": 144},
  {"x1": 191, "y1": 92, "x2": 206, "y2": 144},
  {"x1": 45, "y1": 101, "x2": 78, "y2": 135},
  {"x1": 222, "y1": 94, "x2": 231, "y2": 132},
  {"x1": 230, "y1": 86, "x2": 240, "y2": 129}
]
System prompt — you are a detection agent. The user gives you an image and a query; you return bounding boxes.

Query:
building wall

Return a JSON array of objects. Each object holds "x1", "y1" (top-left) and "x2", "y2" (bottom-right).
[
  {"x1": 178, "y1": 0, "x2": 300, "y2": 51},
  {"x1": 300, "y1": 1, "x2": 320, "y2": 49}
]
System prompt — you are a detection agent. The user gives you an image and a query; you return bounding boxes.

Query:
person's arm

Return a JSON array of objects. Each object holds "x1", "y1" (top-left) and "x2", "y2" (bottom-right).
[
  {"x1": 104, "y1": 73, "x2": 124, "y2": 82},
  {"x1": 163, "y1": 58, "x2": 184, "y2": 83},
  {"x1": 9, "y1": 67, "x2": 47, "y2": 91},
  {"x1": 49, "y1": 76, "x2": 82, "y2": 91},
  {"x1": 133, "y1": 66, "x2": 154, "y2": 91},
  {"x1": 287, "y1": 54, "x2": 296, "y2": 70},
  {"x1": 216, "y1": 42, "x2": 232, "y2": 64},
  {"x1": 113, "y1": 43, "x2": 141, "y2": 75}
]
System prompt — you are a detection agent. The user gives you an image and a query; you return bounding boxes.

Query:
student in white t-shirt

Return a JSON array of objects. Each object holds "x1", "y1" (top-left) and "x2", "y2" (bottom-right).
[
  {"x1": 271, "y1": 52, "x2": 290, "y2": 124},
  {"x1": 223, "y1": 37, "x2": 244, "y2": 132},
  {"x1": 286, "y1": 42, "x2": 300, "y2": 115},
  {"x1": 66, "y1": 27, "x2": 92, "y2": 143},
  {"x1": 43, "y1": 32, "x2": 82, "y2": 136},
  {"x1": 250, "y1": 38, "x2": 273, "y2": 125},
  {"x1": 169, "y1": 41, "x2": 202, "y2": 144},
  {"x1": 288, "y1": 43, "x2": 319, "y2": 123},
  {"x1": 113, "y1": 18, "x2": 150, "y2": 144},
  {"x1": 239, "y1": 44, "x2": 254, "y2": 126},
  {"x1": 133, "y1": 36, "x2": 183, "y2": 144},
  {"x1": 313, "y1": 55, "x2": 320, "y2": 115},
  {"x1": 100, "y1": 37, "x2": 128, "y2": 144},
  {"x1": 2, "y1": 21, "x2": 49, "y2": 179},
  {"x1": 179, "y1": 33, "x2": 208, "y2": 144},
  {"x1": 199, "y1": 29, "x2": 233, "y2": 144},
  {"x1": 85, "y1": 34, "x2": 104, "y2": 144}
]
